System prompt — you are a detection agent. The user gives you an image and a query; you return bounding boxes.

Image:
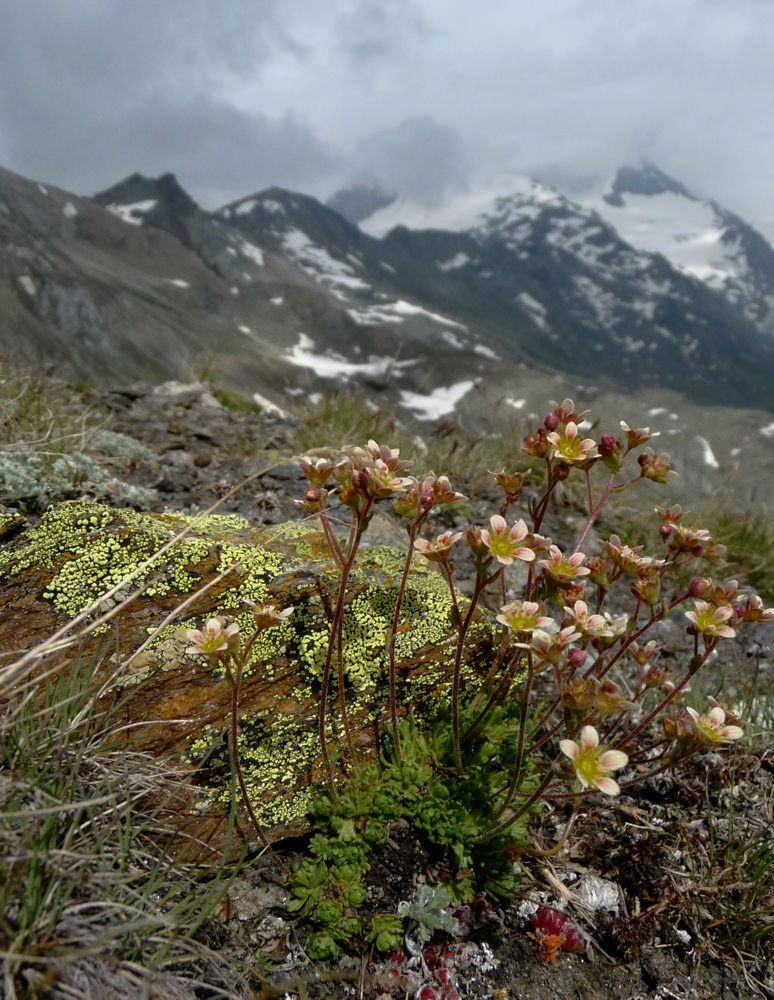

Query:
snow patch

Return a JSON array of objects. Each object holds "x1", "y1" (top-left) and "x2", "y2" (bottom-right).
[
  {"x1": 349, "y1": 304, "x2": 405, "y2": 326},
  {"x1": 252, "y1": 391, "x2": 288, "y2": 418},
  {"x1": 281, "y1": 227, "x2": 371, "y2": 292},
  {"x1": 588, "y1": 187, "x2": 756, "y2": 301},
  {"x1": 286, "y1": 333, "x2": 416, "y2": 381},
  {"x1": 262, "y1": 199, "x2": 285, "y2": 214},
  {"x1": 237, "y1": 238, "x2": 264, "y2": 268},
  {"x1": 17, "y1": 275, "x2": 36, "y2": 296},
  {"x1": 389, "y1": 300, "x2": 467, "y2": 329},
  {"x1": 165, "y1": 279, "x2": 190, "y2": 288},
  {"x1": 235, "y1": 199, "x2": 257, "y2": 216},
  {"x1": 505, "y1": 397, "x2": 526, "y2": 409},
  {"x1": 106, "y1": 199, "x2": 157, "y2": 225},
  {"x1": 474, "y1": 344, "x2": 500, "y2": 360},
  {"x1": 62, "y1": 201, "x2": 78, "y2": 219},
  {"x1": 760, "y1": 422, "x2": 774, "y2": 438},
  {"x1": 270, "y1": 295, "x2": 284, "y2": 306},
  {"x1": 362, "y1": 172, "x2": 559, "y2": 237},
  {"x1": 347, "y1": 299, "x2": 466, "y2": 329},
  {"x1": 437, "y1": 252, "x2": 471, "y2": 271},
  {"x1": 696, "y1": 436, "x2": 720, "y2": 469},
  {"x1": 517, "y1": 292, "x2": 548, "y2": 329},
  {"x1": 238, "y1": 324, "x2": 252, "y2": 335},
  {"x1": 399, "y1": 380, "x2": 477, "y2": 421},
  {"x1": 441, "y1": 330, "x2": 466, "y2": 350}
]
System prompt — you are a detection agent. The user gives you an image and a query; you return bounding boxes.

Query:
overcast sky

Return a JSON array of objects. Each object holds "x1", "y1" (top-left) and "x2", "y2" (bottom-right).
[{"x1": 2, "y1": 0, "x2": 774, "y2": 234}]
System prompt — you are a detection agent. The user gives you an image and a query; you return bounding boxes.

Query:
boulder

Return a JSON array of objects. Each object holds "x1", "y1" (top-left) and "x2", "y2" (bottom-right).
[{"x1": 0, "y1": 501, "x2": 494, "y2": 849}]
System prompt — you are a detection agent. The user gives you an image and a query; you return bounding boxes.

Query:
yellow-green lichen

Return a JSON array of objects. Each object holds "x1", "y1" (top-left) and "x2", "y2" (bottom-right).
[
  {"x1": 264, "y1": 520, "x2": 328, "y2": 560},
  {"x1": 167, "y1": 511, "x2": 253, "y2": 534},
  {"x1": 2, "y1": 499, "x2": 497, "y2": 831},
  {"x1": 189, "y1": 712, "x2": 319, "y2": 827},
  {"x1": 0, "y1": 509, "x2": 25, "y2": 540}
]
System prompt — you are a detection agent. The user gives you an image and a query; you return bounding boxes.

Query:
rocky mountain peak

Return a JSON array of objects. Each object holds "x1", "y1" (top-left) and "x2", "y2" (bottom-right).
[
  {"x1": 94, "y1": 171, "x2": 200, "y2": 227},
  {"x1": 604, "y1": 163, "x2": 696, "y2": 206}
]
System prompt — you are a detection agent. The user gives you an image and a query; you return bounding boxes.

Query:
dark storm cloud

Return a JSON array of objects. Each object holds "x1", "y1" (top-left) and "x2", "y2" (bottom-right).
[
  {"x1": 1, "y1": 0, "x2": 774, "y2": 231},
  {"x1": 0, "y1": 0, "x2": 327, "y2": 202}
]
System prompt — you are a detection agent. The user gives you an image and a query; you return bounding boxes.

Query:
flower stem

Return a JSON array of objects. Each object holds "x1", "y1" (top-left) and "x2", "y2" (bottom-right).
[
  {"x1": 318, "y1": 508, "x2": 345, "y2": 568},
  {"x1": 615, "y1": 646, "x2": 714, "y2": 750},
  {"x1": 573, "y1": 472, "x2": 616, "y2": 554},
  {"x1": 462, "y1": 648, "x2": 522, "y2": 745},
  {"x1": 386, "y1": 513, "x2": 426, "y2": 762},
  {"x1": 492, "y1": 652, "x2": 534, "y2": 820},
  {"x1": 318, "y1": 499, "x2": 372, "y2": 796},
  {"x1": 225, "y1": 659, "x2": 270, "y2": 849},
  {"x1": 446, "y1": 572, "x2": 484, "y2": 771}
]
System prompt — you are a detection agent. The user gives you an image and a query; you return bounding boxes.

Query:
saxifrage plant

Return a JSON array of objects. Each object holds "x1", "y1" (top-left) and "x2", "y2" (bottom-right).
[{"x1": 183, "y1": 397, "x2": 773, "y2": 959}]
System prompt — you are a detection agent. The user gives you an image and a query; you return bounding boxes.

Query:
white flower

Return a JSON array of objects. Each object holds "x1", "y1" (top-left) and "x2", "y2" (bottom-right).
[
  {"x1": 559, "y1": 725, "x2": 629, "y2": 796},
  {"x1": 686, "y1": 706, "x2": 743, "y2": 743}
]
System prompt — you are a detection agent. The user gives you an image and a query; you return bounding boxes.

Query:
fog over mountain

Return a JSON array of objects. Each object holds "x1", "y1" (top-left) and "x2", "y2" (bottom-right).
[{"x1": 3, "y1": 2, "x2": 774, "y2": 238}]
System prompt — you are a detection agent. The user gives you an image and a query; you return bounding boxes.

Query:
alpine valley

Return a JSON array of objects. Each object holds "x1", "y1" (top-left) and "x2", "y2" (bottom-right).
[{"x1": 1, "y1": 161, "x2": 773, "y2": 496}]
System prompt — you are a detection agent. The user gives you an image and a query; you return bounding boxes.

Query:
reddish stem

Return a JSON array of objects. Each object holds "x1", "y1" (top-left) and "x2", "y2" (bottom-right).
[
  {"x1": 492, "y1": 652, "x2": 535, "y2": 821},
  {"x1": 225, "y1": 659, "x2": 270, "y2": 849},
  {"x1": 318, "y1": 508, "x2": 345, "y2": 567},
  {"x1": 573, "y1": 472, "x2": 616, "y2": 554},
  {"x1": 318, "y1": 498, "x2": 372, "y2": 795},
  {"x1": 615, "y1": 645, "x2": 714, "y2": 750},
  {"x1": 386, "y1": 513, "x2": 427, "y2": 761}
]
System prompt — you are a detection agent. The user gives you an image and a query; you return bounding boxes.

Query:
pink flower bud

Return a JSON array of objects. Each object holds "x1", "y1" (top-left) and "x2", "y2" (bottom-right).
[
  {"x1": 599, "y1": 434, "x2": 617, "y2": 454},
  {"x1": 688, "y1": 577, "x2": 712, "y2": 598},
  {"x1": 567, "y1": 647, "x2": 588, "y2": 669},
  {"x1": 544, "y1": 413, "x2": 560, "y2": 431}
]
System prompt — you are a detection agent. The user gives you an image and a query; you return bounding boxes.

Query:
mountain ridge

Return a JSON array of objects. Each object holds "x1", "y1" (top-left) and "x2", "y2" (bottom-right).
[{"x1": 2, "y1": 161, "x2": 774, "y2": 417}]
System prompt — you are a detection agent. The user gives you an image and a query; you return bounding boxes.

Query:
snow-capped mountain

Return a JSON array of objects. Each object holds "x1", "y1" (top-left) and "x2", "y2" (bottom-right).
[
  {"x1": 355, "y1": 173, "x2": 774, "y2": 404},
  {"x1": 3, "y1": 161, "x2": 774, "y2": 420},
  {"x1": 586, "y1": 164, "x2": 774, "y2": 330}
]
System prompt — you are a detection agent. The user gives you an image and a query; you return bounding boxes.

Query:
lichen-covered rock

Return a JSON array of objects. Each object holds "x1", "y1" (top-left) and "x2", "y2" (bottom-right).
[{"x1": 0, "y1": 501, "x2": 494, "y2": 847}]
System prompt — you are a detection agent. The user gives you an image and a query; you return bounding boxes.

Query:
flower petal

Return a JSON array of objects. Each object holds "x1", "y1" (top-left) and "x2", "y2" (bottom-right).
[
  {"x1": 580, "y1": 725, "x2": 599, "y2": 750},
  {"x1": 708, "y1": 706, "x2": 726, "y2": 727},
  {"x1": 559, "y1": 739, "x2": 579, "y2": 760},
  {"x1": 598, "y1": 750, "x2": 629, "y2": 771},
  {"x1": 594, "y1": 776, "x2": 621, "y2": 796}
]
